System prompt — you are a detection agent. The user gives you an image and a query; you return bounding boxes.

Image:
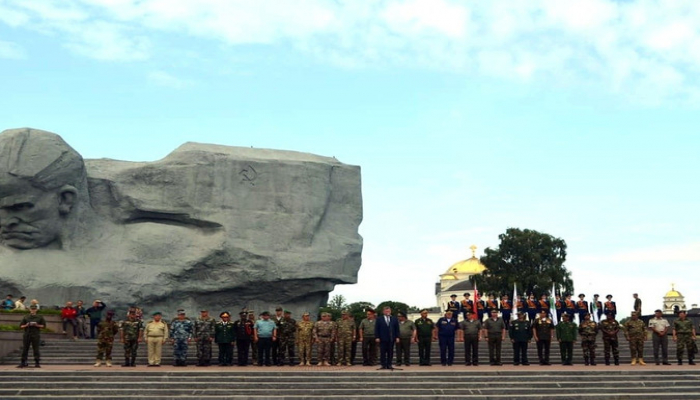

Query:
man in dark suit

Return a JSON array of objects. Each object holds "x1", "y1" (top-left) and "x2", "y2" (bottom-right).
[{"x1": 375, "y1": 306, "x2": 400, "y2": 369}]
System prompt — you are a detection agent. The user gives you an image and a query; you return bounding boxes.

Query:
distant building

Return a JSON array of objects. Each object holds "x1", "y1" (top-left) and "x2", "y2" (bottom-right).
[
  {"x1": 662, "y1": 284, "x2": 686, "y2": 314},
  {"x1": 435, "y1": 245, "x2": 486, "y2": 312}
]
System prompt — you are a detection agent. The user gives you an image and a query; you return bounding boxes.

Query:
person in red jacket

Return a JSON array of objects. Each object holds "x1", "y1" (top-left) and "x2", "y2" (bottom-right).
[{"x1": 61, "y1": 301, "x2": 78, "y2": 340}]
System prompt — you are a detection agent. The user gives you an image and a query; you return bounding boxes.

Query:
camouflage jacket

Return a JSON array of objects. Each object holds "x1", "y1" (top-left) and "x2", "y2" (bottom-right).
[
  {"x1": 578, "y1": 321, "x2": 598, "y2": 341},
  {"x1": 170, "y1": 319, "x2": 194, "y2": 340},
  {"x1": 97, "y1": 320, "x2": 119, "y2": 342},
  {"x1": 278, "y1": 317, "x2": 297, "y2": 339},
  {"x1": 313, "y1": 320, "x2": 337, "y2": 340},
  {"x1": 674, "y1": 319, "x2": 695, "y2": 335},
  {"x1": 194, "y1": 316, "x2": 216, "y2": 339},
  {"x1": 296, "y1": 321, "x2": 314, "y2": 340},
  {"x1": 336, "y1": 319, "x2": 356, "y2": 340},
  {"x1": 121, "y1": 319, "x2": 143, "y2": 340},
  {"x1": 624, "y1": 319, "x2": 646, "y2": 339},
  {"x1": 599, "y1": 319, "x2": 620, "y2": 338}
]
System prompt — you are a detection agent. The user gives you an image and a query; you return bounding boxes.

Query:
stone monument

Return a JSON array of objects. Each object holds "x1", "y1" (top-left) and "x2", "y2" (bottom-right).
[{"x1": 0, "y1": 128, "x2": 363, "y2": 316}]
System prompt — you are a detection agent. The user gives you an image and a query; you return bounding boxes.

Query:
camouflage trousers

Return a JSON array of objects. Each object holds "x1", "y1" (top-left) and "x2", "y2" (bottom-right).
[
  {"x1": 316, "y1": 337, "x2": 332, "y2": 363},
  {"x1": 602, "y1": 337, "x2": 619, "y2": 361},
  {"x1": 278, "y1": 336, "x2": 296, "y2": 365},
  {"x1": 96, "y1": 340, "x2": 115, "y2": 360},
  {"x1": 123, "y1": 339, "x2": 139, "y2": 359},
  {"x1": 337, "y1": 337, "x2": 353, "y2": 365},
  {"x1": 173, "y1": 339, "x2": 189, "y2": 361},
  {"x1": 628, "y1": 337, "x2": 644, "y2": 359},
  {"x1": 581, "y1": 339, "x2": 596, "y2": 362},
  {"x1": 196, "y1": 337, "x2": 213, "y2": 365},
  {"x1": 297, "y1": 337, "x2": 313, "y2": 364},
  {"x1": 676, "y1": 334, "x2": 695, "y2": 360}
]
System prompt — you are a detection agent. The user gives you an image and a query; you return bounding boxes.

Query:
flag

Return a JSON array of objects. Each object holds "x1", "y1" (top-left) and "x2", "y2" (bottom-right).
[
  {"x1": 591, "y1": 298, "x2": 600, "y2": 323},
  {"x1": 512, "y1": 282, "x2": 518, "y2": 321},
  {"x1": 549, "y1": 282, "x2": 558, "y2": 326},
  {"x1": 473, "y1": 282, "x2": 479, "y2": 320}
]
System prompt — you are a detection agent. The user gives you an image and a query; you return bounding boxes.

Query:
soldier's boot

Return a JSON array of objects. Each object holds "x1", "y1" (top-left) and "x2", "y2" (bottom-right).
[
  {"x1": 630, "y1": 358, "x2": 637, "y2": 365},
  {"x1": 16, "y1": 362, "x2": 27, "y2": 369},
  {"x1": 122, "y1": 358, "x2": 131, "y2": 367},
  {"x1": 689, "y1": 357, "x2": 696, "y2": 366},
  {"x1": 34, "y1": 362, "x2": 40, "y2": 368},
  {"x1": 94, "y1": 359, "x2": 102, "y2": 367},
  {"x1": 106, "y1": 360, "x2": 112, "y2": 367},
  {"x1": 678, "y1": 358, "x2": 683, "y2": 366},
  {"x1": 604, "y1": 357, "x2": 610, "y2": 366},
  {"x1": 638, "y1": 359, "x2": 646, "y2": 366},
  {"x1": 130, "y1": 356, "x2": 136, "y2": 367},
  {"x1": 583, "y1": 356, "x2": 589, "y2": 366},
  {"x1": 614, "y1": 357, "x2": 619, "y2": 365}
]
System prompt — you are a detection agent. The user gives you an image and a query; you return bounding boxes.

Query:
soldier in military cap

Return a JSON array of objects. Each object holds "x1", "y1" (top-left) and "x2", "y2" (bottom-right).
[
  {"x1": 120, "y1": 310, "x2": 143, "y2": 367},
  {"x1": 599, "y1": 311, "x2": 620, "y2": 365},
  {"x1": 336, "y1": 310, "x2": 356, "y2": 366},
  {"x1": 673, "y1": 310, "x2": 697, "y2": 365},
  {"x1": 95, "y1": 310, "x2": 120, "y2": 367},
  {"x1": 169, "y1": 309, "x2": 194, "y2": 366},
  {"x1": 590, "y1": 294, "x2": 603, "y2": 322},
  {"x1": 194, "y1": 308, "x2": 216, "y2": 366},
  {"x1": 313, "y1": 312, "x2": 337, "y2": 366},
  {"x1": 509, "y1": 311, "x2": 532, "y2": 365},
  {"x1": 232, "y1": 311, "x2": 254, "y2": 366},
  {"x1": 482, "y1": 309, "x2": 506, "y2": 366},
  {"x1": 395, "y1": 311, "x2": 415, "y2": 366},
  {"x1": 358, "y1": 308, "x2": 378, "y2": 366},
  {"x1": 526, "y1": 294, "x2": 538, "y2": 322},
  {"x1": 296, "y1": 312, "x2": 314, "y2": 366},
  {"x1": 604, "y1": 294, "x2": 616, "y2": 318},
  {"x1": 461, "y1": 293, "x2": 473, "y2": 321},
  {"x1": 576, "y1": 294, "x2": 589, "y2": 323},
  {"x1": 247, "y1": 311, "x2": 258, "y2": 364},
  {"x1": 435, "y1": 310, "x2": 459, "y2": 366},
  {"x1": 579, "y1": 312, "x2": 598, "y2": 365},
  {"x1": 17, "y1": 304, "x2": 46, "y2": 368},
  {"x1": 532, "y1": 310, "x2": 554, "y2": 365},
  {"x1": 446, "y1": 294, "x2": 461, "y2": 322},
  {"x1": 278, "y1": 310, "x2": 297, "y2": 366},
  {"x1": 215, "y1": 311, "x2": 235, "y2": 366},
  {"x1": 458, "y1": 310, "x2": 481, "y2": 366},
  {"x1": 143, "y1": 311, "x2": 168, "y2": 367},
  {"x1": 556, "y1": 313, "x2": 577, "y2": 365},
  {"x1": 624, "y1": 311, "x2": 646, "y2": 365},
  {"x1": 485, "y1": 294, "x2": 499, "y2": 320},
  {"x1": 413, "y1": 309, "x2": 435, "y2": 366},
  {"x1": 500, "y1": 294, "x2": 513, "y2": 328},
  {"x1": 272, "y1": 306, "x2": 284, "y2": 365},
  {"x1": 563, "y1": 294, "x2": 576, "y2": 321}
]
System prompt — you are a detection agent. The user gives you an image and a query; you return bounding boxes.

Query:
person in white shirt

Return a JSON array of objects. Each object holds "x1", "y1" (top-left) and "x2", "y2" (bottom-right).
[
  {"x1": 14, "y1": 296, "x2": 27, "y2": 310},
  {"x1": 648, "y1": 309, "x2": 671, "y2": 365}
]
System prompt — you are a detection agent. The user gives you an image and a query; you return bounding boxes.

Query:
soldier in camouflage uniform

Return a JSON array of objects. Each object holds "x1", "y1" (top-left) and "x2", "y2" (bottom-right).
[
  {"x1": 296, "y1": 312, "x2": 315, "y2": 366},
  {"x1": 169, "y1": 309, "x2": 194, "y2": 366},
  {"x1": 336, "y1": 310, "x2": 356, "y2": 366},
  {"x1": 673, "y1": 310, "x2": 697, "y2": 365},
  {"x1": 95, "y1": 310, "x2": 119, "y2": 367},
  {"x1": 119, "y1": 311, "x2": 143, "y2": 367},
  {"x1": 578, "y1": 312, "x2": 598, "y2": 366},
  {"x1": 314, "y1": 312, "x2": 337, "y2": 366},
  {"x1": 194, "y1": 309, "x2": 216, "y2": 366},
  {"x1": 277, "y1": 310, "x2": 297, "y2": 366},
  {"x1": 624, "y1": 311, "x2": 647, "y2": 365},
  {"x1": 599, "y1": 311, "x2": 620, "y2": 365}
]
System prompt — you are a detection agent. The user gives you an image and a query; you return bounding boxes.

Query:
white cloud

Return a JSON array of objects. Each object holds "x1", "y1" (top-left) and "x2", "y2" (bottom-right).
[
  {"x1": 0, "y1": 39, "x2": 25, "y2": 59},
  {"x1": 2, "y1": 0, "x2": 700, "y2": 100},
  {"x1": 147, "y1": 70, "x2": 191, "y2": 89}
]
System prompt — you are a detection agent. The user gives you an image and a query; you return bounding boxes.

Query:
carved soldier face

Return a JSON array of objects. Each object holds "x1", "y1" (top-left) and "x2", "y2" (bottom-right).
[{"x1": 0, "y1": 177, "x2": 76, "y2": 249}]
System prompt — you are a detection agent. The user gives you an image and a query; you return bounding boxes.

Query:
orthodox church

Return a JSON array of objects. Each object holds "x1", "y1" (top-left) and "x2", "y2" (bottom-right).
[{"x1": 435, "y1": 245, "x2": 486, "y2": 312}]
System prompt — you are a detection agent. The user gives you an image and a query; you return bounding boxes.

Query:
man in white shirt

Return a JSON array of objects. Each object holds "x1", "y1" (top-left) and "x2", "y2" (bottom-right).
[
  {"x1": 14, "y1": 296, "x2": 27, "y2": 310},
  {"x1": 648, "y1": 309, "x2": 671, "y2": 365}
]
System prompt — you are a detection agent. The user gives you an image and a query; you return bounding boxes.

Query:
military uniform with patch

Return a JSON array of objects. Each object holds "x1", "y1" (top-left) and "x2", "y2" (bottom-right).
[
  {"x1": 96, "y1": 318, "x2": 120, "y2": 366},
  {"x1": 579, "y1": 319, "x2": 598, "y2": 365},
  {"x1": 277, "y1": 312, "x2": 297, "y2": 366},
  {"x1": 624, "y1": 317, "x2": 646, "y2": 365},
  {"x1": 296, "y1": 314, "x2": 315, "y2": 366},
  {"x1": 313, "y1": 317, "x2": 337, "y2": 366},
  {"x1": 120, "y1": 316, "x2": 143, "y2": 367},
  {"x1": 170, "y1": 316, "x2": 194, "y2": 366},
  {"x1": 599, "y1": 317, "x2": 620, "y2": 365},
  {"x1": 673, "y1": 317, "x2": 696, "y2": 365},
  {"x1": 194, "y1": 313, "x2": 217, "y2": 366},
  {"x1": 336, "y1": 315, "x2": 356, "y2": 366}
]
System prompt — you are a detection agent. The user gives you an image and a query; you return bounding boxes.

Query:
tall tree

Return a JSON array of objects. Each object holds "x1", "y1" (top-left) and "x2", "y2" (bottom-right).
[
  {"x1": 474, "y1": 228, "x2": 573, "y2": 298},
  {"x1": 327, "y1": 294, "x2": 347, "y2": 311},
  {"x1": 376, "y1": 300, "x2": 410, "y2": 316},
  {"x1": 346, "y1": 301, "x2": 376, "y2": 326}
]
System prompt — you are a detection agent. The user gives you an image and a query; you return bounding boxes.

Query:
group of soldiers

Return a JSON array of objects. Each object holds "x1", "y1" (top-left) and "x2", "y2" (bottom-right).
[{"x1": 445, "y1": 292, "x2": 627, "y2": 324}]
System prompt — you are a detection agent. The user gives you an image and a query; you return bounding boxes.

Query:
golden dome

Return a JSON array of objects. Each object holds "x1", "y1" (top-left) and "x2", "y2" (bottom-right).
[
  {"x1": 444, "y1": 245, "x2": 486, "y2": 275},
  {"x1": 665, "y1": 284, "x2": 682, "y2": 298}
]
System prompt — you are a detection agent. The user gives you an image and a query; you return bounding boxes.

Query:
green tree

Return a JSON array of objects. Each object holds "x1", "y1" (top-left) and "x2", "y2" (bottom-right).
[
  {"x1": 474, "y1": 228, "x2": 573, "y2": 298},
  {"x1": 346, "y1": 301, "x2": 375, "y2": 325},
  {"x1": 327, "y1": 294, "x2": 347, "y2": 311},
  {"x1": 376, "y1": 301, "x2": 410, "y2": 316}
]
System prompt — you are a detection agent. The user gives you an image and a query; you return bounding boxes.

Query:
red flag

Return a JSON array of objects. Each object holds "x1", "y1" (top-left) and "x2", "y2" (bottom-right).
[{"x1": 473, "y1": 282, "x2": 479, "y2": 320}]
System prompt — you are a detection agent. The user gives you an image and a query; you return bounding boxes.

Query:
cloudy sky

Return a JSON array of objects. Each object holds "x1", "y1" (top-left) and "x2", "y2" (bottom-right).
[{"x1": 1, "y1": 0, "x2": 699, "y2": 318}]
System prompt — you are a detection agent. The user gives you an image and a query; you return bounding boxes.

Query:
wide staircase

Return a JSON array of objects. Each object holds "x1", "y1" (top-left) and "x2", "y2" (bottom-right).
[{"x1": 1, "y1": 338, "x2": 699, "y2": 399}]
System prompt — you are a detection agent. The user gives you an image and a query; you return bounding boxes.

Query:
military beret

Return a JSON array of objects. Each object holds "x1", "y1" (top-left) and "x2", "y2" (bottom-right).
[
  {"x1": 275, "y1": 307, "x2": 283, "y2": 311},
  {"x1": 450, "y1": 294, "x2": 457, "y2": 298},
  {"x1": 152, "y1": 311, "x2": 162, "y2": 316},
  {"x1": 397, "y1": 312, "x2": 405, "y2": 317},
  {"x1": 221, "y1": 312, "x2": 231, "y2": 318},
  {"x1": 284, "y1": 310, "x2": 291, "y2": 314}
]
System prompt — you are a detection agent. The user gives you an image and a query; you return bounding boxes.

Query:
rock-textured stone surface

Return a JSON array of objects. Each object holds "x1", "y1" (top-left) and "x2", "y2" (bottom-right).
[{"x1": 0, "y1": 128, "x2": 363, "y2": 317}]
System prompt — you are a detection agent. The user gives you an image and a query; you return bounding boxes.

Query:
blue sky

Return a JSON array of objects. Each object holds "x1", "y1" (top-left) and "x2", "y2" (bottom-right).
[{"x1": 1, "y1": 0, "x2": 699, "y2": 317}]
